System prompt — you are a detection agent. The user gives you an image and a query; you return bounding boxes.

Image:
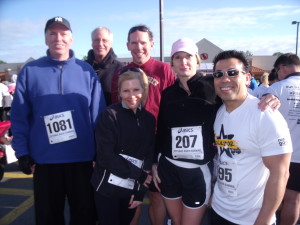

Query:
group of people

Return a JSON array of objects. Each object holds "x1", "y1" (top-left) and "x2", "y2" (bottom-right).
[
  {"x1": 10, "y1": 15, "x2": 299, "y2": 225},
  {"x1": 0, "y1": 75, "x2": 16, "y2": 122}
]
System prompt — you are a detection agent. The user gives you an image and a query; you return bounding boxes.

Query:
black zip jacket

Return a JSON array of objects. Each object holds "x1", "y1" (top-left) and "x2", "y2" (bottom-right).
[
  {"x1": 91, "y1": 103, "x2": 155, "y2": 201},
  {"x1": 155, "y1": 73, "x2": 221, "y2": 165},
  {"x1": 86, "y1": 48, "x2": 123, "y2": 105}
]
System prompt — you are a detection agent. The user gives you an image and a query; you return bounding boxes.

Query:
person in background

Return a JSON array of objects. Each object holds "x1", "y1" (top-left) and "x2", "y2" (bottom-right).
[
  {"x1": 86, "y1": 26, "x2": 123, "y2": 105},
  {"x1": 248, "y1": 72, "x2": 258, "y2": 90},
  {"x1": 3, "y1": 84, "x2": 15, "y2": 121},
  {"x1": 252, "y1": 72, "x2": 269, "y2": 99},
  {"x1": 10, "y1": 74, "x2": 18, "y2": 84},
  {"x1": 91, "y1": 68, "x2": 155, "y2": 225},
  {"x1": 211, "y1": 50, "x2": 292, "y2": 225},
  {"x1": 111, "y1": 24, "x2": 175, "y2": 225},
  {"x1": 268, "y1": 68, "x2": 279, "y2": 86},
  {"x1": 152, "y1": 38, "x2": 219, "y2": 225},
  {"x1": 10, "y1": 16, "x2": 106, "y2": 225},
  {"x1": 0, "y1": 82, "x2": 9, "y2": 121},
  {"x1": 267, "y1": 53, "x2": 300, "y2": 225}
]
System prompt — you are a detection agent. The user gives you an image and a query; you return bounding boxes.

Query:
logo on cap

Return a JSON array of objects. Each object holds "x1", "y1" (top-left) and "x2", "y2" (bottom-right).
[
  {"x1": 45, "y1": 16, "x2": 72, "y2": 33},
  {"x1": 55, "y1": 17, "x2": 63, "y2": 22}
]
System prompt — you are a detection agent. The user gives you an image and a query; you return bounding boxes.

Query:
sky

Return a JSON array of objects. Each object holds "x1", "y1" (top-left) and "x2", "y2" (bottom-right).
[{"x1": 0, "y1": 0, "x2": 300, "y2": 63}]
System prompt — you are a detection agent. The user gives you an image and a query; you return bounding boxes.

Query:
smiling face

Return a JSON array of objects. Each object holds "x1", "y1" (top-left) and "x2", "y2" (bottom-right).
[
  {"x1": 119, "y1": 78, "x2": 143, "y2": 113},
  {"x1": 127, "y1": 30, "x2": 154, "y2": 66},
  {"x1": 45, "y1": 23, "x2": 73, "y2": 61},
  {"x1": 214, "y1": 58, "x2": 251, "y2": 112},
  {"x1": 92, "y1": 28, "x2": 112, "y2": 62},
  {"x1": 172, "y1": 51, "x2": 198, "y2": 80}
]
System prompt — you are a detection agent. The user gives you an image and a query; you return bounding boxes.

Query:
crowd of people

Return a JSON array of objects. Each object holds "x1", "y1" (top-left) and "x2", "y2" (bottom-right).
[
  {"x1": 8, "y1": 16, "x2": 300, "y2": 225},
  {"x1": 0, "y1": 74, "x2": 16, "y2": 122}
]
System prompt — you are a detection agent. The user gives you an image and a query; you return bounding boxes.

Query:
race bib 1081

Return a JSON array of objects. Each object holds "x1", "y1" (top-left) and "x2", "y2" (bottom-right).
[{"x1": 44, "y1": 110, "x2": 77, "y2": 144}]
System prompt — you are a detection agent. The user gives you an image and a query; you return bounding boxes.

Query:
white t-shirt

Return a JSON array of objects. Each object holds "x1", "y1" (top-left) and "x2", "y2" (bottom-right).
[
  {"x1": 0, "y1": 83, "x2": 9, "y2": 107},
  {"x1": 252, "y1": 83, "x2": 269, "y2": 99},
  {"x1": 212, "y1": 95, "x2": 292, "y2": 225},
  {"x1": 267, "y1": 75, "x2": 300, "y2": 163}
]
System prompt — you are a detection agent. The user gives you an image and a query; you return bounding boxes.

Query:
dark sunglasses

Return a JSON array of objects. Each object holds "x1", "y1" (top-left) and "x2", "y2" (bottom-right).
[
  {"x1": 118, "y1": 67, "x2": 142, "y2": 75},
  {"x1": 213, "y1": 69, "x2": 246, "y2": 79}
]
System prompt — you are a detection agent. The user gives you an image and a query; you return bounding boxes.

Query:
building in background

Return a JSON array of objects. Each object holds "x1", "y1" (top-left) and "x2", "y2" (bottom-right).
[{"x1": 1, "y1": 39, "x2": 276, "y2": 80}]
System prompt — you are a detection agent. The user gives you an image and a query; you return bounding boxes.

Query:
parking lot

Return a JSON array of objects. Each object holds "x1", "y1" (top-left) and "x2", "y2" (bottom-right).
[
  {"x1": 0, "y1": 162, "x2": 214, "y2": 225},
  {"x1": 0, "y1": 163, "x2": 155, "y2": 225}
]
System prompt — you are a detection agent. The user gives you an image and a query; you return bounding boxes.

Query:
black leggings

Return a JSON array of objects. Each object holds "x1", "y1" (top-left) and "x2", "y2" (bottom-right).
[{"x1": 94, "y1": 192, "x2": 136, "y2": 225}]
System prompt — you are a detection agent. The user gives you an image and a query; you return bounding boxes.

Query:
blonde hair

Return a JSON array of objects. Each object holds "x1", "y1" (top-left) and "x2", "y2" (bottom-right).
[
  {"x1": 118, "y1": 69, "x2": 149, "y2": 107},
  {"x1": 260, "y1": 72, "x2": 269, "y2": 84},
  {"x1": 171, "y1": 52, "x2": 201, "y2": 67}
]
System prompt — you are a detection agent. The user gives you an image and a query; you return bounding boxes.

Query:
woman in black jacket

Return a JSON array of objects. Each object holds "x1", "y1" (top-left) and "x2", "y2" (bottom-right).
[
  {"x1": 91, "y1": 68, "x2": 155, "y2": 225},
  {"x1": 152, "y1": 38, "x2": 219, "y2": 225}
]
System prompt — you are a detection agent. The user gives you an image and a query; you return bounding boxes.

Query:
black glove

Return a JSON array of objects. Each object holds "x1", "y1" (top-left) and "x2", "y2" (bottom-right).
[{"x1": 18, "y1": 155, "x2": 34, "y2": 175}]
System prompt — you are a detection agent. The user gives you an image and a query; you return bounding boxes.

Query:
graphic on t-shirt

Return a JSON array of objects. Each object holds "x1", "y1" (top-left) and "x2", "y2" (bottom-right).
[
  {"x1": 215, "y1": 124, "x2": 241, "y2": 158},
  {"x1": 147, "y1": 76, "x2": 159, "y2": 86}
]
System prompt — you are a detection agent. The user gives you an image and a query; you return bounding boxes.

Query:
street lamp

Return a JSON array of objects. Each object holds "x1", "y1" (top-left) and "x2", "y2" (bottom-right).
[{"x1": 292, "y1": 21, "x2": 300, "y2": 55}]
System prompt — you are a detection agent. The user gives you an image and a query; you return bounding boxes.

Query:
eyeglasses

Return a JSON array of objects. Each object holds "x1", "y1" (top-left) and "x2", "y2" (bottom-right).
[
  {"x1": 212, "y1": 69, "x2": 246, "y2": 79},
  {"x1": 118, "y1": 67, "x2": 142, "y2": 75}
]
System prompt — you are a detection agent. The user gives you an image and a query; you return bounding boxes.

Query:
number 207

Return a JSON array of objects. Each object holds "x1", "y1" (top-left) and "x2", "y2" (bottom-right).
[{"x1": 175, "y1": 135, "x2": 197, "y2": 148}]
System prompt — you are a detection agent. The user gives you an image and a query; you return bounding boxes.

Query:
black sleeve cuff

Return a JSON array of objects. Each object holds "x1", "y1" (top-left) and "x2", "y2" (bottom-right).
[{"x1": 137, "y1": 170, "x2": 148, "y2": 184}]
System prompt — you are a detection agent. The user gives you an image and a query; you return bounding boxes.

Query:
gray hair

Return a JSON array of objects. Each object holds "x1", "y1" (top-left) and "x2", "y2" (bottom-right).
[{"x1": 91, "y1": 26, "x2": 113, "y2": 43}]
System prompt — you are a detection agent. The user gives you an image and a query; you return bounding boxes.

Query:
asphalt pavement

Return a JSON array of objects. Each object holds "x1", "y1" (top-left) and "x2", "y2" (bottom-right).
[{"x1": 0, "y1": 162, "x2": 213, "y2": 225}]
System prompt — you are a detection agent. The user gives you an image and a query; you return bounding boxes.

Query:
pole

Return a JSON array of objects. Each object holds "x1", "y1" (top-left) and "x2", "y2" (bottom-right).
[
  {"x1": 159, "y1": 0, "x2": 164, "y2": 62},
  {"x1": 296, "y1": 22, "x2": 299, "y2": 56}
]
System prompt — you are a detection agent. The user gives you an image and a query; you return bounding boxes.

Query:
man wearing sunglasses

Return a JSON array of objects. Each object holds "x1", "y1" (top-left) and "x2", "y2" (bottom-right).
[
  {"x1": 211, "y1": 50, "x2": 292, "y2": 225},
  {"x1": 268, "y1": 53, "x2": 300, "y2": 225},
  {"x1": 111, "y1": 25, "x2": 175, "y2": 225}
]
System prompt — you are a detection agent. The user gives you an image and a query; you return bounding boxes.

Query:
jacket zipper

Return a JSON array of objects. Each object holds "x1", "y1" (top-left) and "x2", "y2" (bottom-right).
[
  {"x1": 59, "y1": 65, "x2": 63, "y2": 95},
  {"x1": 96, "y1": 169, "x2": 106, "y2": 192}
]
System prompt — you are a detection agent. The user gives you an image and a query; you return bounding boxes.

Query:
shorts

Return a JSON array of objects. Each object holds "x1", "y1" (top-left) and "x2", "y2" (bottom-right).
[
  {"x1": 210, "y1": 208, "x2": 276, "y2": 225},
  {"x1": 158, "y1": 156, "x2": 211, "y2": 208},
  {"x1": 287, "y1": 162, "x2": 300, "y2": 192},
  {"x1": 211, "y1": 208, "x2": 238, "y2": 225}
]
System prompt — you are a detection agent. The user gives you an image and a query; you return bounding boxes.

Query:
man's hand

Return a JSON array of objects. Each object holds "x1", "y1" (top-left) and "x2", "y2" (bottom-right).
[
  {"x1": 258, "y1": 94, "x2": 280, "y2": 111},
  {"x1": 18, "y1": 155, "x2": 35, "y2": 175}
]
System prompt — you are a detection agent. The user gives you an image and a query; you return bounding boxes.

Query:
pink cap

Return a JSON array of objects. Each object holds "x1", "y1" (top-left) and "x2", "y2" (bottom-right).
[{"x1": 170, "y1": 38, "x2": 198, "y2": 57}]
